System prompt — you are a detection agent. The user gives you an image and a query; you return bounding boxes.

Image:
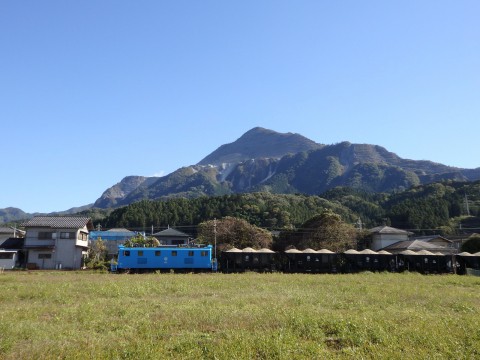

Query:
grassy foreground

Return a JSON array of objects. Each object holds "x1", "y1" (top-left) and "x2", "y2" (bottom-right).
[{"x1": 0, "y1": 271, "x2": 479, "y2": 359}]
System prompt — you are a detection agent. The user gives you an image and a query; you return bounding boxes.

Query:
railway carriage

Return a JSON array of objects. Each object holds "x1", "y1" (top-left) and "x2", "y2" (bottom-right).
[{"x1": 114, "y1": 245, "x2": 213, "y2": 272}]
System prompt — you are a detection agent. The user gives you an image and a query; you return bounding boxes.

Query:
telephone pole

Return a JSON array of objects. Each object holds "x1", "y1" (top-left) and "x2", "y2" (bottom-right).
[
  {"x1": 465, "y1": 194, "x2": 471, "y2": 216},
  {"x1": 214, "y1": 218, "x2": 217, "y2": 271}
]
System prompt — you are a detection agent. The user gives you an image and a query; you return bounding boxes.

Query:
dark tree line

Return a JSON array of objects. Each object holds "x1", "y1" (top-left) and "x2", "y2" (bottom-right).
[{"x1": 97, "y1": 180, "x2": 480, "y2": 239}]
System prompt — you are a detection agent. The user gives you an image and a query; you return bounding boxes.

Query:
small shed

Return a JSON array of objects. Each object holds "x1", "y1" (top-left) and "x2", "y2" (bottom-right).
[
  {"x1": 0, "y1": 249, "x2": 18, "y2": 269},
  {"x1": 0, "y1": 237, "x2": 26, "y2": 268}
]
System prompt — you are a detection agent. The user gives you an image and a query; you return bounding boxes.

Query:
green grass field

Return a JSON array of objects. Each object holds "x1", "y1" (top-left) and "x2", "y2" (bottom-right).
[{"x1": 1, "y1": 271, "x2": 479, "y2": 359}]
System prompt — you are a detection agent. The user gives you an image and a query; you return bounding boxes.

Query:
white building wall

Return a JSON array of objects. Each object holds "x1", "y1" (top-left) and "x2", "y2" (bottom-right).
[
  {"x1": 28, "y1": 250, "x2": 55, "y2": 269},
  {"x1": 371, "y1": 234, "x2": 409, "y2": 251}
]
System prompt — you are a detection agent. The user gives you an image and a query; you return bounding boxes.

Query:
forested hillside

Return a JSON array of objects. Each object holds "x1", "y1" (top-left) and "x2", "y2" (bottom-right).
[
  {"x1": 102, "y1": 193, "x2": 355, "y2": 232},
  {"x1": 324, "y1": 180, "x2": 480, "y2": 232},
  {"x1": 99, "y1": 180, "x2": 480, "y2": 236}
]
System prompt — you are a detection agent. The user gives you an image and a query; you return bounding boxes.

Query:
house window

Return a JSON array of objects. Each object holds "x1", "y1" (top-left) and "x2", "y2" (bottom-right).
[
  {"x1": 138, "y1": 251, "x2": 144, "y2": 256},
  {"x1": 171, "y1": 251, "x2": 177, "y2": 257},
  {"x1": 38, "y1": 254, "x2": 52, "y2": 259},
  {"x1": 60, "y1": 232, "x2": 76, "y2": 239},
  {"x1": 78, "y1": 233, "x2": 88, "y2": 241},
  {"x1": 124, "y1": 251, "x2": 130, "y2": 257},
  {"x1": 0, "y1": 253, "x2": 14, "y2": 259},
  {"x1": 188, "y1": 251, "x2": 194, "y2": 257},
  {"x1": 38, "y1": 232, "x2": 55, "y2": 240},
  {"x1": 155, "y1": 251, "x2": 161, "y2": 256}
]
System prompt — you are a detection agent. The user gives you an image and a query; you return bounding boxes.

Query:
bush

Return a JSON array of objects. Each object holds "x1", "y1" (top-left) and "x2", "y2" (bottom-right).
[{"x1": 461, "y1": 234, "x2": 480, "y2": 253}]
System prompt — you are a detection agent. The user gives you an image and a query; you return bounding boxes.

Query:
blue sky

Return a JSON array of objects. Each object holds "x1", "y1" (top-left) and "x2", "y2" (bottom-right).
[{"x1": 1, "y1": 1, "x2": 479, "y2": 213}]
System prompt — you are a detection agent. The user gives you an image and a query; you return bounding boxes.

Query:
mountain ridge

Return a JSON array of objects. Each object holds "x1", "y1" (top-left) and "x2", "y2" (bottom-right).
[
  {"x1": 92, "y1": 128, "x2": 480, "y2": 208},
  {"x1": 2, "y1": 127, "x2": 479, "y2": 221}
]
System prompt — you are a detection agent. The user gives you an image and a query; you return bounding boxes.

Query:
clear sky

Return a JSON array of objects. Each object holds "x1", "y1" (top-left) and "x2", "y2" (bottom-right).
[{"x1": 1, "y1": 1, "x2": 479, "y2": 213}]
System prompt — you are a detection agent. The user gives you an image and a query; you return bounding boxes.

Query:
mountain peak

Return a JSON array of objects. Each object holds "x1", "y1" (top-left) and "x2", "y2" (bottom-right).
[{"x1": 198, "y1": 127, "x2": 323, "y2": 166}]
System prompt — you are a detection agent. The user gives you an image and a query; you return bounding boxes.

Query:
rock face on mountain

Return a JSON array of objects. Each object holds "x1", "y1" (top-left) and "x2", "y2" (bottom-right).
[
  {"x1": 93, "y1": 176, "x2": 159, "y2": 208},
  {"x1": 92, "y1": 127, "x2": 480, "y2": 208}
]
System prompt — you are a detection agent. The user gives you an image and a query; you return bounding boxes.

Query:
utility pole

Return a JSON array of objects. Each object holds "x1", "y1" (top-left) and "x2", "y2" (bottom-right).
[
  {"x1": 465, "y1": 194, "x2": 471, "y2": 216},
  {"x1": 214, "y1": 218, "x2": 217, "y2": 272}
]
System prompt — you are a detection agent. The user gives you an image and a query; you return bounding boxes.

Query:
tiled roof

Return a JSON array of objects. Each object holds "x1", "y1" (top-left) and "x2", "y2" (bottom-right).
[
  {"x1": 369, "y1": 226, "x2": 412, "y2": 235},
  {"x1": 382, "y1": 240, "x2": 445, "y2": 251},
  {"x1": 22, "y1": 216, "x2": 93, "y2": 230},
  {"x1": 412, "y1": 235, "x2": 452, "y2": 243},
  {"x1": 107, "y1": 228, "x2": 135, "y2": 233},
  {"x1": 153, "y1": 228, "x2": 190, "y2": 237}
]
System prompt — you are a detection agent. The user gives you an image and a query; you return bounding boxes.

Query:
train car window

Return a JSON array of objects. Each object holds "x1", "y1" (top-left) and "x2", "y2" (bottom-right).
[
  {"x1": 155, "y1": 251, "x2": 161, "y2": 256},
  {"x1": 172, "y1": 251, "x2": 177, "y2": 256},
  {"x1": 138, "y1": 251, "x2": 144, "y2": 256},
  {"x1": 201, "y1": 251, "x2": 207, "y2": 257},
  {"x1": 188, "y1": 251, "x2": 194, "y2": 257},
  {"x1": 124, "y1": 251, "x2": 130, "y2": 257}
]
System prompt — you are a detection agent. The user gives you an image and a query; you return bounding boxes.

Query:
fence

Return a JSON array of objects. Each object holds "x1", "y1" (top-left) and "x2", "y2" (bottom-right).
[{"x1": 466, "y1": 268, "x2": 480, "y2": 276}]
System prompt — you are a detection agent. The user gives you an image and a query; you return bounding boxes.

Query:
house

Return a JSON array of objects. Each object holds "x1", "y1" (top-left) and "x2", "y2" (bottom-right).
[
  {"x1": 152, "y1": 227, "x2": 191, "y2": 245},
  {"x1": 412, "y1": 235, "x2": 454, "y2": 249},
  {"x1": 89, "y1": 228, "x2": 138, "y2": 256},
  {"x1": 0, "y1": 226, "x2": 25, "y2": 243},
  {"x1": 0, "y1": 237, "x2": 26, "y2": 268},
  {"x1": 368, "y1": 225, "x2": 413, "y2": 251},
  {"x1": 23, "y1": 216, "x2": 93, "y2": 270},
  {"x1": 448, "y1": 234, "x2": 477, "y2": 251},
  {"x1": 380, "y1": 239, "x2": 456, "y2": 255}
]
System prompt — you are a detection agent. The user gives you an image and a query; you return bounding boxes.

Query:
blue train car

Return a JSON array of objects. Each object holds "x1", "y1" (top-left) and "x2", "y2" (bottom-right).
[{"x1": 114, "y1": 245, "x2": 213, "y2": 272}]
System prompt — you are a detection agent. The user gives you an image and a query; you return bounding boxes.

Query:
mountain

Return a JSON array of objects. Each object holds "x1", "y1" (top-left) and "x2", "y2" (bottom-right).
[
  {"x1": 198, "y1": 127, "x2": 323, "y2": 165},
  {"x1": 92, "y1": 127, "x2": 480, "y2": 208},
  {"x1": 0, "y1": 207, "x2": 31, "y2": 224},
  {"x1": 93, "y1": 176, "x2": 160, "y2": 208}
]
